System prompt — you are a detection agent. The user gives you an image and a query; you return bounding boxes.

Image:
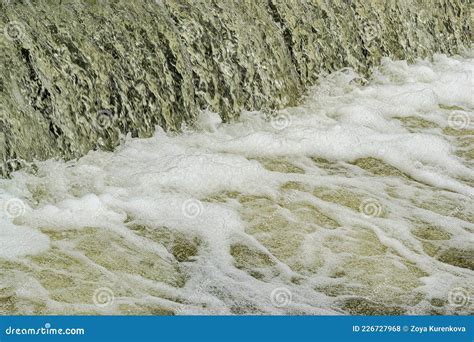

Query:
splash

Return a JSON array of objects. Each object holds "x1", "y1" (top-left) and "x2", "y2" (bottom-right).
[
  {"x1": 0, "y1": 52, "x2": 472, "y2": 315},
  {"x1": 0, "y1": 1, "x2": 471, "y2": 168}
]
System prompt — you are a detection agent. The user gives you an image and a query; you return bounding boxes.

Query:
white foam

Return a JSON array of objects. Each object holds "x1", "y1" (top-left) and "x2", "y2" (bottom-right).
[
  {"x1": 1, "y1": 51, "x2": 473, "y2": 314},
  {"x1": 0, "y1": 222, "x2": 49, "y2": 259}
]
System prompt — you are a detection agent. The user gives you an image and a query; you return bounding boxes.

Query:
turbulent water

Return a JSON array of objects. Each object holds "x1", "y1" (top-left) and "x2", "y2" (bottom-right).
[
  {"x1": 0, "y1": 0, "x2": 471, "y2": 167},
  {"x1": 0, "y1": 51, "x2": 473, "y2": 315}
]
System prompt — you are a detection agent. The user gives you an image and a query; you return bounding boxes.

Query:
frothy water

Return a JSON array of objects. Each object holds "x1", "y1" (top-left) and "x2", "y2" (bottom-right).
[
  {"x1": 1, "y1": 52, "x2": 473, "y2": 315},
  {"x1": 1, "y1": 0, "x2": 470, "y2": 165}
]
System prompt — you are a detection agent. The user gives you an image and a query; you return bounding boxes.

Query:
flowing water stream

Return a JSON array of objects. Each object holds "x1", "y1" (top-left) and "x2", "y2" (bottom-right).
[
  {"x1": 1, "y1": 51, "x2": 473, "y2": 315},
  {"x1": 0, "y1": 1, "x2": 470, "y2": 166}
]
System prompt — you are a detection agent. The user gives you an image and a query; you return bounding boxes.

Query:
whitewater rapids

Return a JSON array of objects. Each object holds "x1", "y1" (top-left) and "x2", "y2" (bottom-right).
[{"x1": 1, "y1": 52, "x2": 473, "y2": 315}]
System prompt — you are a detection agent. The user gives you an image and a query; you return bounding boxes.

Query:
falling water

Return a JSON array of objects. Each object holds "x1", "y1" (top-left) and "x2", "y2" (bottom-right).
[{"x1": 0, "y1": 1, "x2": 472, "y2": 315}]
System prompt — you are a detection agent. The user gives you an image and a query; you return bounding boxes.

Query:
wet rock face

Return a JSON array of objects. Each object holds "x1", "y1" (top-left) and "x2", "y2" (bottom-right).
[{"x1": 0, "y1": 0, "x2": 470, "y2": 171}]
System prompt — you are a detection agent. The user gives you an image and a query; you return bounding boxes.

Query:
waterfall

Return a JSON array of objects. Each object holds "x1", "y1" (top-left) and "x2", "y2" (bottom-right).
[{"x1": 0, "y1": 0, "x2": 470, "y2": 174}]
